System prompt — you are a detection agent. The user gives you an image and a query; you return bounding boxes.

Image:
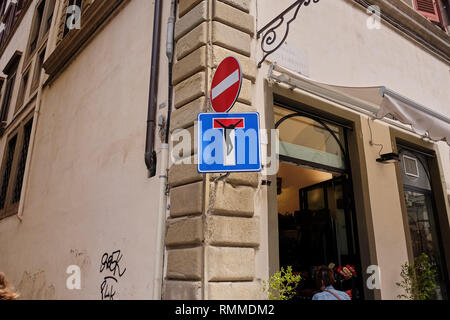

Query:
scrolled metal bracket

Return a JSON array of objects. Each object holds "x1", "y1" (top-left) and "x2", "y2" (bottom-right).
[{"x1": 256, "y1": 0, "x2": 320, "y2": 68}]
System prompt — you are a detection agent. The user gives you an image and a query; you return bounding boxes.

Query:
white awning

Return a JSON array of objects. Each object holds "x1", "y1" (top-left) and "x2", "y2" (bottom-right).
[{"x1": 268, "y1": 64, "x2": 450, "y2": 146}]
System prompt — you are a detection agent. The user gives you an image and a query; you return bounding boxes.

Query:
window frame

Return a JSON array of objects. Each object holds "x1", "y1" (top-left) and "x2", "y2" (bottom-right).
[
  {"x1": 3, "y1": 2, "x2": 16, "y2": 41},
  {"x1": 0, "y1": 77, "x2": 5, "y2": 108},
  {"x1": 25, "y1": 0, "x2": 56, "y2": 60},
  {"x1": 392, "y1": 131, "x2": 450, "y2": 299},
  {"x1": 44, "y1": 0, "x2": 55, "y2": 34},
  {"x1": 399, "y1": 148, "x2": 450, "y2": 299},
  {"x1": 0, "y1": 61, "x2": 19, "y2": 132},
  {"x1": 2, "y1": 0, "x2": 25, "y2": 38},
  {"x1": 14, "y1": 65, "x2": 31, "y2": 113},
  {"x1": 28, "y1": 0, "x2": 46, "y2": 55},
  {"x1": 0, "y1": 1, "x2": 31, "y2": 56},
  {"x1": 30, "y1": 46, "x2": 46, "y2": 93},
  {"x1": 0, "y1": 111, "x2": 34, "y2": 219},
  {"x1": 274, "y1": 102, "x2": 350, "y2": 174}
]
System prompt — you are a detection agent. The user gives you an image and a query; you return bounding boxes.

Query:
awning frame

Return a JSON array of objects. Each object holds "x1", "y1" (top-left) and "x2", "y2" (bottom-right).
[
  {"x1": 380, "y1": 87, "x2": 450, "y2": 125},
  {"x1": 268, "y1": 63, "x2": 450, "y2": 145}
]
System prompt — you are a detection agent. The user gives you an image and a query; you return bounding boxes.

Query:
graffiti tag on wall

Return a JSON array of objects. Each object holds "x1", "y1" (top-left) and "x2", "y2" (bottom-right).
[{"x1": 99, "y1": 250, "x2": 127, "y2": 300}]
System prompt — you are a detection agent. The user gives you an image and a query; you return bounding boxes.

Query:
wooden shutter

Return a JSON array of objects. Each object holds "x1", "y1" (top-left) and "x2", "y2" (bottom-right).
[{"x1": 414, "y1": 0, "x2": 441, "y2": 23}]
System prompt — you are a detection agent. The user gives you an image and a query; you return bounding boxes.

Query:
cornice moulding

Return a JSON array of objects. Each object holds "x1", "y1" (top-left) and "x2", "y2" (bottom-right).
[
  {"x1": 352, "y1": 0, "x2": 450, "y2": 63},
  {"x1": 43, "y1": 0, "x2": 129, "y2": 83}
]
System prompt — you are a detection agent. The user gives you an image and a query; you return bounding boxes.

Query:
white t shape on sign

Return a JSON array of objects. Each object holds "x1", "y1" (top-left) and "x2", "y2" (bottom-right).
[{"x1": 213, "y1": 118, "x2": 245, "y2": 166}]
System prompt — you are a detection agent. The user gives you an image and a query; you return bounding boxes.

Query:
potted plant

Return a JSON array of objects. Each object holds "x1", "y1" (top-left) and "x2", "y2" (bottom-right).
[
  {"x1": 263, "y1": 266, "x2": 302, "y2": 300},
  {"x1": 396, "y1": 253, "x2": 437, "y2": 300}
]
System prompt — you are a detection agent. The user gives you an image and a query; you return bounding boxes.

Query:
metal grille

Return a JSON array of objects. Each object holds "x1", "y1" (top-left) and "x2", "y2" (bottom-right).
[
  {"x1": 0, "y1": 135, "x2": 17, "y2": 210},
  {"x1": 403, "y1": 155, "x2": 420, "y2": 178},
  {"x1": 12, "y1": 119, "x2": 33, "y2": 204}
]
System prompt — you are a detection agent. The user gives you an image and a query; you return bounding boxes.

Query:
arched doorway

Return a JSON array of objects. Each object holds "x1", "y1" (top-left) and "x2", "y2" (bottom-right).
[{"x1": 274, "y1": 103, "x2": 363, "y2": 300}]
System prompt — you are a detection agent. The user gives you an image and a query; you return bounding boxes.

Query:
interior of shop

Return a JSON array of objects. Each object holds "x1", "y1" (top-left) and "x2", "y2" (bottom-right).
[{"x1": 277, "y1": 161, "x2": 359, "y2": 300}]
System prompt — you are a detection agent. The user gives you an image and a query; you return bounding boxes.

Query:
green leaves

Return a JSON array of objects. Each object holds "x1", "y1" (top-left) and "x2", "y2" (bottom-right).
[
  {"x1": 263, "y1": 266, "x2": 302, "y2": 300},
  {"x1": 396, "y1": 253, "x2": 437, "y2": 300}
]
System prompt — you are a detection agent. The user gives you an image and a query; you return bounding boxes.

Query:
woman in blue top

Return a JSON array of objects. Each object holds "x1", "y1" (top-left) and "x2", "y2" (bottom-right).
[{"x1": 312, "y1": 266, "x2": 351, "y2": 300}]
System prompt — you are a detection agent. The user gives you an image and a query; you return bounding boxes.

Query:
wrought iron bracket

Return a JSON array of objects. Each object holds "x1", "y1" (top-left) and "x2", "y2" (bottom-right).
[{"x1": 256, "y1": 0, "x2": 320, "y2": 68}]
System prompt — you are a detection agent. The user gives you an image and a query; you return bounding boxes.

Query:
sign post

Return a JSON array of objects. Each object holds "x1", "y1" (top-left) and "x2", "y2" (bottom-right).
[{"x1": 197, "y1": 56, "x2": 261, "y2": 173}]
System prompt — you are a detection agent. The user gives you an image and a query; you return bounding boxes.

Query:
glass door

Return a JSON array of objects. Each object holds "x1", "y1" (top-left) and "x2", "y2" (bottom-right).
[{"x1": 275, "y1": 104, "x2": 363, "y2": 300}]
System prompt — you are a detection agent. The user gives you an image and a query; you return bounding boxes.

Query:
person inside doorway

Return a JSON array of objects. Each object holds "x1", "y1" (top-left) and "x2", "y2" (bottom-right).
[
  {"x1": 312, "y1": 266, "x2": 350, "y2": 300},
  {"x1": 275, "y1": 104, "x2": 362, "y2": 299}
]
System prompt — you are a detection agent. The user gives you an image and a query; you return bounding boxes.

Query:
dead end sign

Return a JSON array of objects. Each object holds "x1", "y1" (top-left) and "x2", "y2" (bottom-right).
[{"x1": 211, "y1": 56, "x2": 242, "y2": 113}]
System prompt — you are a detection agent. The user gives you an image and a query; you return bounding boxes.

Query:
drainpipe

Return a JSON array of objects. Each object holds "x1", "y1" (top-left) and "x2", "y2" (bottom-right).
[
  {"x1": 153, "y1": 0, "x2": 176, "y2": 300},
  {"x1": 145, "y1": 0, "x2": 163, "y2": 177},
  {"x1": 165, "y1": 0, "x2": 176, "y2": 145}
]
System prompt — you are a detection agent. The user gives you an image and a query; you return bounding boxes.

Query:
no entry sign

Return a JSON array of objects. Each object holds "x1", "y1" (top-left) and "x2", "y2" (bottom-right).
[{"x1": 211, "y1": 56, "x2": 242, "y2": 113}]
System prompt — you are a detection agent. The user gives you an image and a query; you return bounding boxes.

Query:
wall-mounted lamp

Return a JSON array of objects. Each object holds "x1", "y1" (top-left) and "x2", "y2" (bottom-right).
[{"x1": 376, "y1": 152, "x2": 400, "y2": 164}]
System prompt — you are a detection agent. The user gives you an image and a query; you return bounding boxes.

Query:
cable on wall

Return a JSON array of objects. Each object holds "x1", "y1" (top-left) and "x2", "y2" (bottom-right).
[{"x1": 367, "y1": 117, "x2": 384, "y2": 156}]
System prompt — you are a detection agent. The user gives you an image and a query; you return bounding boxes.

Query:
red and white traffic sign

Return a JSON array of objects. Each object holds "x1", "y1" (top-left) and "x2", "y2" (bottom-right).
[{"x1": 210, "y1": 56, "x2": 242, "y2": 113}]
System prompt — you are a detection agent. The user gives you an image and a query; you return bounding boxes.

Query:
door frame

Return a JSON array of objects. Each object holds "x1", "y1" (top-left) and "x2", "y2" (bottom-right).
[
  {"x1": 264, "y1": 80, "x2": 381, "y2": 300},
  {"x1": 391, "y1": 128, "x2": 450, "y2": 298}
]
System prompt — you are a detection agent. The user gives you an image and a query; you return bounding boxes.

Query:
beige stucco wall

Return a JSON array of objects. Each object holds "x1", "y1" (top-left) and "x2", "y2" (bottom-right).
[
  {"x1": 0, "y1": 0, "x2": 169, "y2": 299},
  {"x1": 0, "y1": 0, "x2": 447, "y2": 301},
  {"x1": 360, "y1": 119, "x2": 409, "y2": 300},
  {"x1": 254, "y1": 0, "x2": 450, "y2": 300}
]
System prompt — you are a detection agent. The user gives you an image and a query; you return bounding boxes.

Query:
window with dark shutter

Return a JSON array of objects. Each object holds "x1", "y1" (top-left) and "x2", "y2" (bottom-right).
[
  {"x1": 414, "y1": 0, "x2": 441, "y2": 22},
  {"x1": 15, "y1": 68, "x2": 29, "y2": 112},
  {"x1": 0, "y1": 51, "x2": 21, "y2": 131},
  {"x1": 30, "y1": 47, "x2": 46, "y2": 92},
  {"x1": 0, "y1": 29, "x2": 5, "y2": 45},
  {"x1": 0, "y1": 1, "x2": 32, "y2": 56},
  {"x1": 44, "y1": 0, "x2": 56, "y2": 34},
  {"x1": 0, "y1": 73, "x2": 17, "y2": 127},
  {"x1": 0, "y1": 135, "x2": 17, "y2": 211},
  {"x1": 11, "y1": 118, "x2": 33, "y2": 204},
  {"x1": 27, "y1": 0, "x2": 56, "y2": 57},
  {"x1": 0, "y1": 113, "x2": 34, "y2": 219},
  {"x1": 28, "y1": 0, "x2": 45, "y2": 54}
]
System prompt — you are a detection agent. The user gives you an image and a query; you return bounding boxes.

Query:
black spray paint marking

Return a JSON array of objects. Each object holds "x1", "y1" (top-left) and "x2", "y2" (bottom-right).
[{"x1": 100, "y1": 250, "x2": 126, "y2": 300}]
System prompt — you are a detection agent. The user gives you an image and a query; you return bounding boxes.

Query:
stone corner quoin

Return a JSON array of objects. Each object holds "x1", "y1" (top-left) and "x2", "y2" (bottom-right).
[{"x1": 165, "y1": 0, "x2": 260, "y2": 300}]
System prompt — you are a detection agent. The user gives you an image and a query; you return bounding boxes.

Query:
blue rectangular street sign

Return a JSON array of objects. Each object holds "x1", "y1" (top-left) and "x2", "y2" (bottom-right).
[{"x1": 197, "y1": 112, "x2": 262, "y2": 173}]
